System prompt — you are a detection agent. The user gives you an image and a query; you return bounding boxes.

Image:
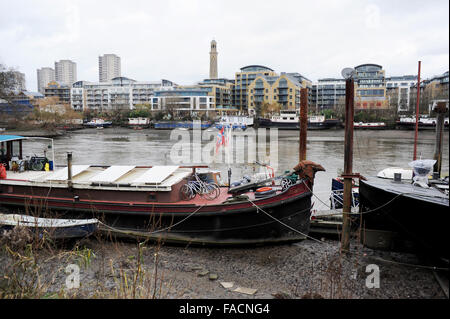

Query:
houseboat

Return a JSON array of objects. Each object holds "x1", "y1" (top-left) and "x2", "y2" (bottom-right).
[
  {"x1": 353, "y1": 122, "x2": 387, "y2": 130},
  {"x1": 0, "y1": 135, "x2": 325, "y2": 246},
  {"x1": 258, "y1": 111, "x2": 342, "y2": 130},
  {"x1": 83, "y1": 118, "x2": 113, "y2": 128}
]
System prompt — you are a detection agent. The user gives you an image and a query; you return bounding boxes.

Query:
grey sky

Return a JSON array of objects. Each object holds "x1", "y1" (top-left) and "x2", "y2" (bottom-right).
[{"x1": 1, "y1": 0, "x2": 448, "y2": 92}]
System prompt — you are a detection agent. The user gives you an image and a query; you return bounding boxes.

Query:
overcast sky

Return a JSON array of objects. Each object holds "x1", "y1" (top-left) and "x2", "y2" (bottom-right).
[{"x1": 1, "y1": 0, "x2": 448, "y2": 92}]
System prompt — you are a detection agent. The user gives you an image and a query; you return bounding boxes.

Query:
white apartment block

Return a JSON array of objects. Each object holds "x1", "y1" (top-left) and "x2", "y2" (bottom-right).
[
  {"x1": 386, "y1": 75, "x2": 417, "y2": 112},
  {"x1": 151, "y1": 89, "x2": 215, "y2": 113},
  {"x1": 71, "y1": 77, "x2": 175, "y2": 111},
  {"x1": 99, "y1": 54, "x2": 121, "y2": 82},
  {"x1": 37, "y1": 67, "x2": 55, "y2": 94},
  {"x1": 55, "y1": 59, "x2": 77, "y2": 86}
]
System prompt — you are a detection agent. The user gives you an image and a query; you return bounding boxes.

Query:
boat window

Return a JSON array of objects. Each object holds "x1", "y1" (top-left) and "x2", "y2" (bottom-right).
[
  {"x1": 12, "y1": 141, "x2": 20, "y2": 158},
  {"x1": 290, "y1": 117, "x2": 295, "y2": 120},
  {"x1": 282, "y1": 117, "x2": 287, "y2": 120}
]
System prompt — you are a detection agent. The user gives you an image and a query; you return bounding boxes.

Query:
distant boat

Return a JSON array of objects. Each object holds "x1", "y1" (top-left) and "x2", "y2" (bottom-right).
[
  {"x1": 153, "y1": 121, "x2": 212, "y2": 130},
  {"x1": 396, "y1": 116, "x2": 449, "y2": 130},
  {"x1": 84, "y1": 118, "x2": 112, "y2": 128},
  {"x1": 128, "y1": 117, "x2": 150, "y2": 129},
  {"x1": 215, "y1": 115, "x2": 253, "y2": 130},
  {"x1": 353, "y1": 122, "x2": 387, "y2": 130},
  {"x1": 0, "y1": 213, "x2": 99, "y2": 239},
  {"x1": 257, "y1": 111, "x2": 342, "y2": 130}
]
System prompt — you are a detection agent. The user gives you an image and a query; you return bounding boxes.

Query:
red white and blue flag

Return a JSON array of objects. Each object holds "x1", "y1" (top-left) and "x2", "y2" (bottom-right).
[{"x1": 215, "y1": 127, "x2": 226, "y2": 154}]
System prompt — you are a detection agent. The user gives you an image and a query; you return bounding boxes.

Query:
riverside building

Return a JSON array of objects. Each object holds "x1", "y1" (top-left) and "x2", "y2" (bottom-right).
[{"x1": 70, "y1": 77, "x2": 175, "y2": 111}]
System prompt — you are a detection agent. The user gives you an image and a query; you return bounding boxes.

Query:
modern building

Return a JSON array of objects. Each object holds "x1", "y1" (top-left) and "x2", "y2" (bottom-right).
[
  {"x1": 44, "y1": 81, "x2": 71, "y2": 103},
  {"x1": 55, "y1": 60, "x2": 77, "y2": 86},
  {"x1": 232, "y1": 65, "x2": 278, "y2": 112},
  {"x1": 311, "y1": 78, "x2": 346, "y2": 112},
  {"x1": 37, "y1": 67, "x2": 55, "y2": 94},
  {"x1": 209, "y1": 40, "x2": 218, "y2": 79},
  {"x1": 409, "y1": 70, "x2": 449, "y2": 114},
  {"x1": 385, "y1": 75, "x2": 417, "y2": 112},
  {"x1": 70, "y1": 77, "x2": 175, "y2": 111},
  {"x1": 151, "y1": 88, "x2": 215, "y2": 115},
  {"x1": 354, "y1": 64, "x2": 388, "y2": 110},
  {"x1": 99, "y1": 54, "x2": 121, "y2": 82},
  {"x1": 247, "y1": 72, "x2": 311, "y2": 113}
]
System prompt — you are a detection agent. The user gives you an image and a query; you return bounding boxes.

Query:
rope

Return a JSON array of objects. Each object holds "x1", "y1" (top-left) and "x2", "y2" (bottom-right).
[
  {"x1": 303, "y1": 181, "x2": 427, "y2": 217},
  {"x1": 247, "y1": 197, "x2": 327, "y2": 245},
  {"x1": 98, "y1": 204, "x2": 206, "y2": 236},
  {"x1": 367, "y1": 256, "x2": 449, "y2": 271}
]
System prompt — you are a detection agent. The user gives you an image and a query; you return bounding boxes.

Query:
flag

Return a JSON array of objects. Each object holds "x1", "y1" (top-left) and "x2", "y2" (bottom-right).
[{"x1": 215, "y1": 126, "x2": 226, "y2": 154}]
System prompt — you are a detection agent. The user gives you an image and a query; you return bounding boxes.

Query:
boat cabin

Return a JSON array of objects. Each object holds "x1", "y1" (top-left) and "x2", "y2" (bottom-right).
[{"x1": 0, "y1": 135, "x2": 55, "y2": 172}]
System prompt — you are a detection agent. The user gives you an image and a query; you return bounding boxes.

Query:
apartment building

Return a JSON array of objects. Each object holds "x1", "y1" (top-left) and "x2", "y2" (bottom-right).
[
  {"x1": 44, "y1": 81, "x2": 71, "y2": 103},
  {"x1": 385, "y1": 75, "x2": 417, "y2": 112},
  {"x1": 70, "y1": 77, "x2": 175, "y2": 111},
  {"x1": 247, "y1": 72, "x2": 311, "y2": 113},
  {"x1": 99, "y1": 54, "x2": 121, "y2": 82},
  {"x1": 37, "y1": 67, "x2": 55, "y2": 94},
  {"x1": 55, "y1": 59, "x2": 77, "y2": 86}
]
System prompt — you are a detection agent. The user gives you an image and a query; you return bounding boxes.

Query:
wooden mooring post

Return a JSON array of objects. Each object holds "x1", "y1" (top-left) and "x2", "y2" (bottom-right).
[
  {"x1": 341, "y1": 76, "x2": 355, "y2": 253},
  {"x1": 299, "y1": 88, "x2": 308, "y2": 161}
]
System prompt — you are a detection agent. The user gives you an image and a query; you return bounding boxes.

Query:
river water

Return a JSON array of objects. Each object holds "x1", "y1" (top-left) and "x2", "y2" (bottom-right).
[{"x1": 25, "y1": 127, "x2": 449, "y2": 211}]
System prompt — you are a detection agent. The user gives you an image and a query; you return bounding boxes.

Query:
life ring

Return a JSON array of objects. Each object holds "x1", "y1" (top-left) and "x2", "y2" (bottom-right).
[{"x1": 255, "y1": 187, "x2": 276, "y2": 198}]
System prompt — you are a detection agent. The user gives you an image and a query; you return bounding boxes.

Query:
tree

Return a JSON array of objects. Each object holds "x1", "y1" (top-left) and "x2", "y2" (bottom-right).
[{"x1": 0, "y1": 63, "x2": 26, "y2": 121}]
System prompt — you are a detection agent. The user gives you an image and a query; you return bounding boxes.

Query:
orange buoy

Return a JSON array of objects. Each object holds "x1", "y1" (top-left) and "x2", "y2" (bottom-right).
[
  {"x1": 256, "y1": 187, "x2": 272, "y2": 192},
  {"x1": 0, "y1": 164, "x2": 7, "y2": 179}
]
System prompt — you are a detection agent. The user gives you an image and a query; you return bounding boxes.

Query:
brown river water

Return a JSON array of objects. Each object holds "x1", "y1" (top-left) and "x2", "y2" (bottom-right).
[{"x1": 24, "y1": 127, "x2": 448, "y2": 211}]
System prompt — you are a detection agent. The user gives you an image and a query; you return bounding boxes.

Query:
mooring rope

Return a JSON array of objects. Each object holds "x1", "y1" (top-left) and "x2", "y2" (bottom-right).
[
  {"x1": 303, "y1": 181, "x2": 429, "y2": 217},
  {"x1": 98, "y1": 204, "x2": 206, "y2": 237},
  {"x1": 246, "y1": 197, "x2": 327, "y2": 245}
]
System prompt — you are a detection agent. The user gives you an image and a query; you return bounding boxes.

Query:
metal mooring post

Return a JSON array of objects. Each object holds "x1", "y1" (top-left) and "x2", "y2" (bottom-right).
[
  {"x1": 341, "y1": 77, "x2": 354, "y2": 253},
  {"x1": 299, "y1": 88, "x2": 308, "y2": 161}
]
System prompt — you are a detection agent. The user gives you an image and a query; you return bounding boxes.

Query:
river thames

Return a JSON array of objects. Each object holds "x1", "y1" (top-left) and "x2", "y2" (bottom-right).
[{"x1": 23, "y1": 127, "x2": 448, "y2": 211}]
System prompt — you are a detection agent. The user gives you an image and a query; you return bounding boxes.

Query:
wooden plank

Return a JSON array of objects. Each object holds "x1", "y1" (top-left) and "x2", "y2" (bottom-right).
[{"x1": 89, "y1": 165, "x2": 135, "y2": 183}]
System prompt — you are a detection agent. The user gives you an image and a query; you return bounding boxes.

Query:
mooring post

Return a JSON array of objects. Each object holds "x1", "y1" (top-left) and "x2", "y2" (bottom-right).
[
  {"x1": 341, "y1": 77, "x2": 354, "y2": 253},
  {"x1": 67, "y1": 152, "x2": 73, "y2": 189},
  {"x1": 413, "y1": 61, "x2": 421, "y2": 161},
  {"x1": 433, "y1": 102, "x2": 447, "y2": 176},
  {"x1": 299, "y1": 88, "x2": 308, "y2": 161}
]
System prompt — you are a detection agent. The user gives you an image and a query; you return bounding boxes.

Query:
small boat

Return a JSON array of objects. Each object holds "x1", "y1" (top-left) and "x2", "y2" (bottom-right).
[
  {"x1": 84, "y1": 118, "x2": 112, "y2": 128},
  {"x1": 0, "y1": 213, "x2": 99, "y2": 239},
  {"x1": 353, "y1": 122, "x2": 387, "y2": 130}
]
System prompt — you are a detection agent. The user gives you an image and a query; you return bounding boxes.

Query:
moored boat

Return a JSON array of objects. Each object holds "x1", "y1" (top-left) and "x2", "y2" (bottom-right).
[
  {"x1": 0, "y1": 136, "x2": 325, "y2": 246},
  {"x1": 359, "y1": 160, "x2": 449, "y2": 258},
  {"x1": 257, "y1": 111, "x2": 342, "y2": 130},
  {"x1": 353, "y1": 122, "x2": 387, "y2": 130},
  {"x1": 0, "y1": 214, "x2": 98, "y2": 239}
]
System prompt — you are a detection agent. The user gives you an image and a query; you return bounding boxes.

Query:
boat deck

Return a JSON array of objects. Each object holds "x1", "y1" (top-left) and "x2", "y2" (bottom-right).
[{"x1": 362, "y1": 177, "x2": 449, "y2": 206}]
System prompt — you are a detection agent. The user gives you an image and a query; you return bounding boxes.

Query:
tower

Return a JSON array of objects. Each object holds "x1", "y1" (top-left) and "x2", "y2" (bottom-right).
[
  {"x1": 209, "y1": 40, "x2": 218, "y2": 79},
  {"x1": 99, "y1": 54, "x2": 121, "y2": 82}
]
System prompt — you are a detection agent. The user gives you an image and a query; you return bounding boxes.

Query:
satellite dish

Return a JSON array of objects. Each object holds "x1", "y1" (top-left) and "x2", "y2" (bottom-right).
[{"x1": 341, "y1": 68, "x2": 355, "y2": 79}]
